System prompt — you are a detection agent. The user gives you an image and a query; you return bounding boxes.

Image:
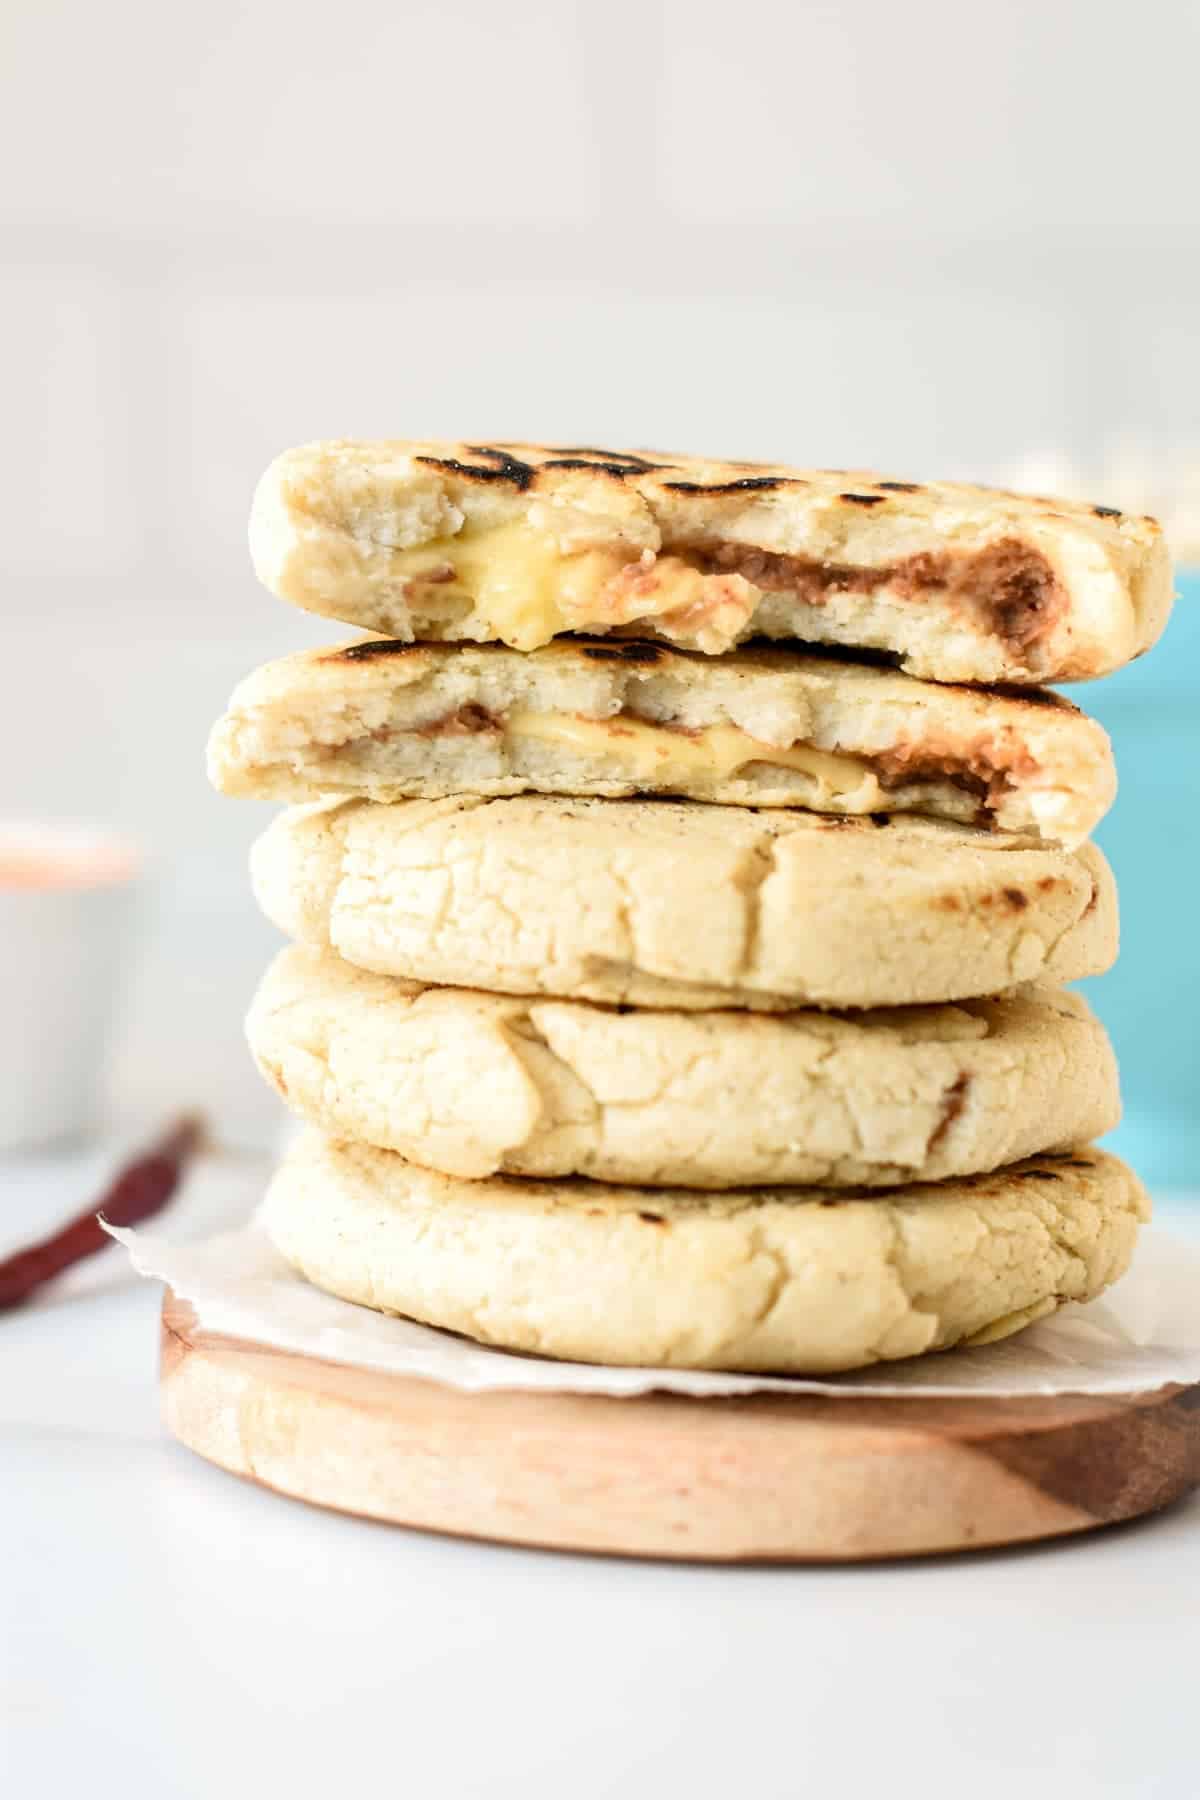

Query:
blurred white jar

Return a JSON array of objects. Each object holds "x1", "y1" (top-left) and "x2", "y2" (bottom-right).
[{"x1": 0, "y1": 823, "x2": 139, "y2": 1151}]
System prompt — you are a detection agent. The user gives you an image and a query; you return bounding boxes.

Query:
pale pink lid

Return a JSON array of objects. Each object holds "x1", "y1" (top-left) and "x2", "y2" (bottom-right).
[{"x1": 0, "y1": 821, "x2": 140, "y2": 891}]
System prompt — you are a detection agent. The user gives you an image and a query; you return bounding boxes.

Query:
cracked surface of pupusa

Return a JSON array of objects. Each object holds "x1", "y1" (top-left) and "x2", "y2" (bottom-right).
[
  {"x1": 248, "y1": 946, "x2": 1119, "y2": 1189},
  {"x1": 251, "y1": 797, "x2": 1118, "y2": 1012},
  {"x1": 262, "y1": 1131, "x2": 1148, "y2": 1373}
]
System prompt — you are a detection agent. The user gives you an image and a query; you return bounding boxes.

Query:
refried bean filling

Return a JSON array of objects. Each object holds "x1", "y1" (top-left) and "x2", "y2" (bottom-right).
[
  {"x1": 383, "y1": 706, "x2": 1027, "y2": 821},
  {"x1": 684, "y1": 535, "x2": 1066, "y2": 658}
]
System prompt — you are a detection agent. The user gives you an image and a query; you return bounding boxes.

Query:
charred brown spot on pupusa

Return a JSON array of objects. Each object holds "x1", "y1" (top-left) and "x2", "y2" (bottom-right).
[
  {"x1": 578, "y1": 640, "x2": 665, "y2": 665},
  {"x1": 537, "y1": 448, "x2": 674, "y2": 479},
  {"x1": 335, "y1": 638, "x2": 417, "y2": 662},
  {"x1": 416, "y1": 446, "x2": 539, "y2": 489},
  {"x1": 781, "y1": 640, "x2": 902, "y2": 671},
  {"x1": 974, "y1": 886, "x2": 1034, "y2": 910},
  {"x1": 877, "y1": 480, "x2": 922, "y2": 493},
  {"x1": 928, "y1": 1072, "x2": 970, "y2": 1150},
  {"x1": 958, "y1": 681, "x2": 1075, "y2": 712},
  {"x1": 1093, "y1": 504, "x2": 1123, "y2": 519},
  {"x1": 545, "y1": 447, "x2": 667, "y2": 470},
  {"x1": 1018, "y1": 1169, "x2": 1063, "y2": 1182},
  {"x1": 662, "y1": 476, "x2": 796, "y2": 496},
  {"x1": 638, "y1": 1211, "x2": 668, "y2": 1226},
  {"x1": 542, "y1": 459, "x2": 673, "y2": 479},
  {"x1": 839, "y1": 492, "x2": 887, "y2": 506}
]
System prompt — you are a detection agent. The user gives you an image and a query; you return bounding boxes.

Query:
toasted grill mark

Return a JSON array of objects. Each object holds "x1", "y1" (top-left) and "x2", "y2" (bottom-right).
[
  {"x1": 578, "y1": 640, "x2": 666, "y2": 665},
  {"x1": 336, "y1": 638, "x2": 417, "y2": 661},
  {"x1": 417, "y1": 446, "x2": 537, "y2": 489},
  {"x1": 545, "y1": 447, "x2": 667, "y2": 472},
  {"x1": 839, "y1": 492, "x2": 887, "y2": 506},
  {"x1": 877, "y1": 480, "x2": 921, "y2": 492},
  {"x1": 785, "y1": 639, "x2": 902, "y2": 670},
  {"x1": 928, "y1": 1073, "x2": 970, "y2": 1151},
  {"x1": 542, "y1": 456, "x2": 671, "y2": 478},
  {"x1": 960, "y1": 681, "x2": 1075, "y2": 711},
  {"x1": 1093, "y1": 504, "x2": 1122, "y2": 519},
  {"x1": 662, "y1": 476, "x2": 793, "y2": 495}
]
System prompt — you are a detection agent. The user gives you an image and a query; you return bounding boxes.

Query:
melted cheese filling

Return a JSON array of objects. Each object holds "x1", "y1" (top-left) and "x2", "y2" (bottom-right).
[
  {"x1": 503, "y1": 710, "x2": 883, "y2": 798},
  {"x1": 390, "y1": 523, "x2": 730, "y2": 652}
]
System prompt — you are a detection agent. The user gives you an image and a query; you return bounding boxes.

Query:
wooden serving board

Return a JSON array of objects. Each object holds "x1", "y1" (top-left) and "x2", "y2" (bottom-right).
[{"x1": 160, "y1": 1293, "x2": 1200, "y2": 1562}]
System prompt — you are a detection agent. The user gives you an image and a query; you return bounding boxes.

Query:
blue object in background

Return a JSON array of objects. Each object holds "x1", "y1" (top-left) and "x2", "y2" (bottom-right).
[{"x1": 1079, "y1": 568, "x2": 1196, "y2": 1190}]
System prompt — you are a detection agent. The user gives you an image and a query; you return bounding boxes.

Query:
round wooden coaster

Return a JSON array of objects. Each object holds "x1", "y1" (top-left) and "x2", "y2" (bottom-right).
[{"x1": 160, "y1": 1293, "x2": 1200, "y2": 1562}]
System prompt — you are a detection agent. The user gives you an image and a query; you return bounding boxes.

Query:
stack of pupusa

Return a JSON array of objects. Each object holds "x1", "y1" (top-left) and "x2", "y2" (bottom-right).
[{"x1": 209, "y1": 440, "x2": 1173, "y2": 1374}]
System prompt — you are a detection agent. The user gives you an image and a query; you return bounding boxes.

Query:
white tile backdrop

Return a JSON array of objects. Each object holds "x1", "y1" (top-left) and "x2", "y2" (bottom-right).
[{"x1": 3, "y1": 0, "x2": 1198, "y2": 1142}]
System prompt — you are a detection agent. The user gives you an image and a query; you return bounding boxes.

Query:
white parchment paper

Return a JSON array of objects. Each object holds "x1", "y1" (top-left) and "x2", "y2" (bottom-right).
[{"x1": 111, "y1": 1217, "x2": 1200, "y2": 1400}]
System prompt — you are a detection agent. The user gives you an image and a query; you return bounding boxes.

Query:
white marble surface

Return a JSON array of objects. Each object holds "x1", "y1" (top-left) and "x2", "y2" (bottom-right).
[{"x1": 4, "y1": 1153, "x2": 1200, "y2": 1800}]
